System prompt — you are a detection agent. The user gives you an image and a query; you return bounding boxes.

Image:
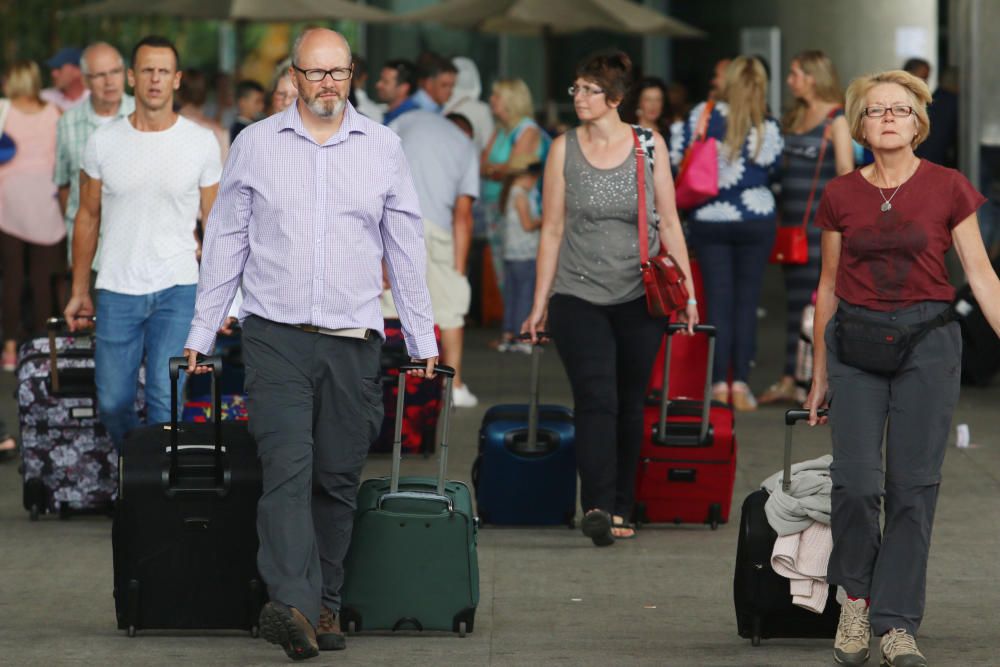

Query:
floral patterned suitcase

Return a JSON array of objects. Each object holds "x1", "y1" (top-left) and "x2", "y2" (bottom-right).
[
  {"x1": 17, "y1": 320, "x2": 144, "y2": 520},
  {"x1": 370, "y1": 320, "x2": 442, "y2": 455}
]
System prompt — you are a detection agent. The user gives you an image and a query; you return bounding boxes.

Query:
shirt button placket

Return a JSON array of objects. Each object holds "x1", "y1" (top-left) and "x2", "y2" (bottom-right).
[{"x1": 313, "y1": 147, "x2": 325, "y2": 323}]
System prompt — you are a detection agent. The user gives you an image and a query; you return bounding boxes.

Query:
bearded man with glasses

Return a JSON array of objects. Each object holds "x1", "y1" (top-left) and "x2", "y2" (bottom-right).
[{"x1": 183, "y1": 28, "x2": 438, "y2": 660}]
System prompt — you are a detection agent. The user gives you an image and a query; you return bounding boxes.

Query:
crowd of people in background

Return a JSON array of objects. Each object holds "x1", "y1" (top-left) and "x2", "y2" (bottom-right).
[{"x1": 2, "y1": 23, "x2": 1000, "y2": 667}]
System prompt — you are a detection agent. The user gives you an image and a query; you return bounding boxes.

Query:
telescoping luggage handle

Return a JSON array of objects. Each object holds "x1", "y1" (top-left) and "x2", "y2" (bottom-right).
[
  {"x1": 380, "y1": 363, "x2": 457, "y2": 510},
  {"x1": 46, "y1": 316, "x2": 95, "y2": 394},
  {"x1": 168, "y1": 355, "x2": 223, "y2": 488},
  {"x1": 658, "y1": 323, "x2": 716, "y2": 446},
  {"x1": 517, "y1": 331, "x2": 551, "y2": 453},
  {"x1": 782, "y1": 409, "x2": 829, "y2": 493}
]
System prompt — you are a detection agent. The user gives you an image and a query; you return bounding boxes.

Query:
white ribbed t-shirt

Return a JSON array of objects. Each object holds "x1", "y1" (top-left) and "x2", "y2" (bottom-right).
[{"x1": 82, "y1": 114, "x2": 222, "y2": 295}]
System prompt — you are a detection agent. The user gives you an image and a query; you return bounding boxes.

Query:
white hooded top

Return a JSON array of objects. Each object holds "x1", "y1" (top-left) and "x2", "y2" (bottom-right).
[{"x1": 443, "y1": 57, "x2": 495, "y2": 153}]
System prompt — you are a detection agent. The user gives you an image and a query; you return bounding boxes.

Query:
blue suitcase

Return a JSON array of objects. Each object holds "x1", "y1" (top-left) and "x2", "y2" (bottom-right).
[{"x1": 472, "y1": 339, "x2": 576, "y2": 526}]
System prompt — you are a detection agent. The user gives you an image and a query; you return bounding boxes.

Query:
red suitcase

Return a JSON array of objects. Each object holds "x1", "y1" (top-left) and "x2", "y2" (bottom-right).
[
  {"x1": 646, "y1": 260, "x2": 708, "y2": 399},
  {"x1": 634, "y1": 324, "x2": 737, "y2": 529}
]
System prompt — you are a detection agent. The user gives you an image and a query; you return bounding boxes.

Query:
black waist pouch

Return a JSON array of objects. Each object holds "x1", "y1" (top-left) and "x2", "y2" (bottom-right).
[{"x1": 834, "y1": 308, "x2": 952, "y2": 376}]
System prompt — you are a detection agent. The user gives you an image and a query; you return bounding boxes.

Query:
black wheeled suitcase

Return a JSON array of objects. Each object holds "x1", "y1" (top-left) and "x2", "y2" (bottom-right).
[
  {"x1": 953, "y1": 256, "x2": 1000, "y2": 386},
  {"x1": 112, "y1": 356, "x2": 265, "y2": 637},
  {"x1": 734, "y1": 409, "x2": 840, "y2": 646}
]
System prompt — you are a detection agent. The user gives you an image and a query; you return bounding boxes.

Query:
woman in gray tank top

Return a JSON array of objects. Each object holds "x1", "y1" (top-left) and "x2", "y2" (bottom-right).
[{"x1": 523, "y1": 50, "x2": 698, "y2": 547}]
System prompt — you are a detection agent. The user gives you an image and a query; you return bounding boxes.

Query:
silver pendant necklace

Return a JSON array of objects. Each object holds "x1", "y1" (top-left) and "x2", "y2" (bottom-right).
[{"x1": 874, "y1": 162, "x2": 917, "y2": 212}]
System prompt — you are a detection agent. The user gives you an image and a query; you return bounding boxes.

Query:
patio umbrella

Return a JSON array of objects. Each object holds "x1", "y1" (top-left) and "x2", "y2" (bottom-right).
[
  {"x1": 67, "y1": 0, "x2": 395, "y2": 22},
  {"x1": 394, "y1": 0, "x2": 706, "y2": 37},
  {"x1": 394, "y1": 0, "x2": 705, "y2": 118}
]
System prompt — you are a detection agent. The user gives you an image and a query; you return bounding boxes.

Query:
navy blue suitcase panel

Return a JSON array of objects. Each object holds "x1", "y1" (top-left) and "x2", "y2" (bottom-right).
[{"x1": 474, "y1": 404, "x2": 576, "y2": 526}]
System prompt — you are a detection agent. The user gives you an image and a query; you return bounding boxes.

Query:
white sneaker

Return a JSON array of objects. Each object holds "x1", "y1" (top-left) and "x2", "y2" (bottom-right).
[
  {"x1": 451, "y1": 383, "x2": 479, "y2": 408},
  {"x1": 509, "y1": 342, "x2": 533, "y2": 354}
]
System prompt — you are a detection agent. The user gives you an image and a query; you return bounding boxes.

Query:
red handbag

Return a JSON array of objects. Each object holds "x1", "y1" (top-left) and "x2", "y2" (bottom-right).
[
  {"x1": 633, "y1": 128, "x2": 689, "y2": 318},
  {"x1": 770, "y1": 108, "x2": 838, "y2": 265},
  {"x1": 674, "y1": 101, "x2": 718, "y2": 210}
]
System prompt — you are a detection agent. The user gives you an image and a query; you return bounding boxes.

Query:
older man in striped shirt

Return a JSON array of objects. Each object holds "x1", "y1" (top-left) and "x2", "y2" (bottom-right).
[{"x1": 183, "y1": 28, "x2": 438, "y2": 661}]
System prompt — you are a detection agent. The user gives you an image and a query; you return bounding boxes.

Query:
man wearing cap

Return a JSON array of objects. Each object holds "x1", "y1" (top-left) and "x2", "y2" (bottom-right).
[
  {"x1": 42, "y1": 47, "x2": 89, "y2": 112},
  {"x1": 55, "y1": 42, "x2": 134, "y2": 266}
]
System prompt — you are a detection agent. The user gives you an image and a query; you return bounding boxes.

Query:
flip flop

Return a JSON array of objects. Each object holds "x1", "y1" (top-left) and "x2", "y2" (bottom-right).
[
  {"x1": 581, "y1": 509, "x2": 614, "y2": 547},
  {"x1": 612, "y1": 516, "x2": 636, "y2": 539}
]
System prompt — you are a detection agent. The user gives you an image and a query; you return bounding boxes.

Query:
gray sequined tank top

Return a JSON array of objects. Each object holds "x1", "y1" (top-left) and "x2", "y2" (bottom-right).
[{"x1": 552, "y1": 127, "x2": 659, "y2": 305}]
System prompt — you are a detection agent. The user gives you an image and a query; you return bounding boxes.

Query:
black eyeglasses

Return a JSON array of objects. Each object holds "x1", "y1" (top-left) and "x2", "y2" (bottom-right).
[
  {"x1": 291, "y1": 64, "x2": 353, "y2": 82},
  {"x1": 862, "y1": 104, "x2": 914, "y2": 118}
]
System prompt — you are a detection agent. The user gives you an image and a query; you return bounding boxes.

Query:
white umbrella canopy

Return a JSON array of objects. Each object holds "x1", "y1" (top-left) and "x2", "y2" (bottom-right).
[
  {"x1": 67, "y1": 0, "x2": 395, "y2": 22},
  {"x1": 394, "y1": 0, "x2": 705, "y2": 37}
]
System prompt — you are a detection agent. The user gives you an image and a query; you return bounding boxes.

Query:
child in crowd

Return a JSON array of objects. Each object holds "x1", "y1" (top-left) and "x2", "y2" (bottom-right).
[{"x1": 497, "y1": 160, "x2": 542, "y2": 353}]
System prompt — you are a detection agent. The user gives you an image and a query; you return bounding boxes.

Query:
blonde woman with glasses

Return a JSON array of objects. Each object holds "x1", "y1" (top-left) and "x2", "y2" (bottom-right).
[
  {"x1": 806, "y1": 70, "x2": 1000, "y2": 667},
  {"x1": 760, "y1": 50, "x2": 854, "y2": 405}
]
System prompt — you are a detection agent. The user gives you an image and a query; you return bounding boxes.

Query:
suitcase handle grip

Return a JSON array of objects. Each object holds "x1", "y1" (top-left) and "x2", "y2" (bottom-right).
[
  {"x1": 377, "y1": 491, "x2": 454, "y2": 513},
  {"x1": 666, "y1": 323, "x2": 716, "y2": 336},
  {"x1": 785, "y1": 408, "x2": 827, "y2": 425},
  {"x1": 782, "y1": 408, "x2": 829, "y2": 492},
  {"x1": 397, "y1": 363, "x2": 455, "y2": 377},
  {"x1": 169, "y1": 355, "x2": 223, "y2": 380}
]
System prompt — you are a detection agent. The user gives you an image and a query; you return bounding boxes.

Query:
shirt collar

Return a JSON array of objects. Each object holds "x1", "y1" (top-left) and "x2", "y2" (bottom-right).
[
  {"x1": 278, "y1": 100, "x2": 368, "y2": 145},
  {"x1": 411, "y1": 89, "x2": 442, "y2": 113},
  {"x1": 84, "y1": 94, "x2": 133, "y2": 123}
]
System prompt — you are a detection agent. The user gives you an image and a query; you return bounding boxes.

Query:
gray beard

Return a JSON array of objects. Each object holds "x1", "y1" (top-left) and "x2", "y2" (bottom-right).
[{"x1": 308, "y1": 96, "x2": 345, "y2": 119}]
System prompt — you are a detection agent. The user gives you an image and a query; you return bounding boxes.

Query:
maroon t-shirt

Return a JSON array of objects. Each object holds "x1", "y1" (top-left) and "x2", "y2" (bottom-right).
[{"x1": 814, "y1": 160, "x2": 986, "y2": 311}]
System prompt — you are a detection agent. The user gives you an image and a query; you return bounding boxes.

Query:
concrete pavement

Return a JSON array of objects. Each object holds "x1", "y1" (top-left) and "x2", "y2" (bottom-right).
[{"x1": 1, "y1": 270, "x2": 998, "y2": 666}]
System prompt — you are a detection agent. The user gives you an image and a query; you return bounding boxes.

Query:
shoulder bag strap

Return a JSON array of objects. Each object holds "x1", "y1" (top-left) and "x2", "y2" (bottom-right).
[
  {"x1": 799, "y1": 107, "x2": 840, "y2": 228},
  {"x1": 633, "y1": 126, "x2": 650, "y2": 266},
  {"x1": 676, "y1": 100, "x2": 715, "y2": 177}
]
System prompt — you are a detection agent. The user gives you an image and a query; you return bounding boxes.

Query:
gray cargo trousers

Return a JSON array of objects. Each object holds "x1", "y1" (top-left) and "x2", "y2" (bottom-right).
[
  {"x1": 825, "y1": 300, "x2": 962, "y2": 636},
  {"x1": 242, "y1": 315, "x2": 384, "y2": 627}
]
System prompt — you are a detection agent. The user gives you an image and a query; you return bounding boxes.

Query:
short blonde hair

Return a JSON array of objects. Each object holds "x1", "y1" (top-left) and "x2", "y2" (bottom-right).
[
  {"x1": 2, "y1": 60, "x2": 43, "y2": 102},
  {"x1": 492, "y1": 78, "x2": 534, "y2": 130},
  {"x1": 845, "y1": 70, "x2": 931, "y2": 149}
]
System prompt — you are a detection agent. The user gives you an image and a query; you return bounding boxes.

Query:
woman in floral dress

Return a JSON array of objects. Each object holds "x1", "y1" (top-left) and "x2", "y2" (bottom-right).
[{"x1": 670, "y1": 56, "x2": 783, "y2": 411}]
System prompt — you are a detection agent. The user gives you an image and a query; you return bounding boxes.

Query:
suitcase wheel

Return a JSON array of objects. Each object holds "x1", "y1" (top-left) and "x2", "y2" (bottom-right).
[
  {"x1": 127, "y1": 625, "x2": 136, "y2": 638},
  {"x1": 751, "y1": 634, "x2": 760, "y2": 647},
  {"x1": 751, "y1": 615, "x2": 761, "y2": 646},
  {"x1": 708, "y1": 503, "x2": 722, "y2": 531},
  {"x1": 458, "y1": 621, "x2": 467, "y2": 638},
  {"x1": 29, "y1": 504, "x2": 39, "y2": 521},
  {"x1": 250, "y1": 625, "x2": 259, "y2": 638},
  {"x1": 347, "y1": 620, "x2": 356, "y2": 634}
]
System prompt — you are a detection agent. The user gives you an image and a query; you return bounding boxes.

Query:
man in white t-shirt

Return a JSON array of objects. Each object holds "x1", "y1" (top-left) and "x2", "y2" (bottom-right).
[{"x1": 64, "y1": 36, "x2": 221, "y2": 450}]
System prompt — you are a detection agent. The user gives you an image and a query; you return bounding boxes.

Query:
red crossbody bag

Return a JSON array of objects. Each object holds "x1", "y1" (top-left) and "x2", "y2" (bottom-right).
[
  {"x1": 770, "y1": 108, "x2": 839, "y2": 264},
  {"x1": 632, "y1": 127, "x2": 689, "y2": 318}
]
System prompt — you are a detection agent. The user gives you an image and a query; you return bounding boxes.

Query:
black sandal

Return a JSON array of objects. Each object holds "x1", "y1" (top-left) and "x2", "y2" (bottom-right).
[
  {"x1": 612, "y1": 516, "x2": 636, "y2": 539},
  {"x1": 581, "y1": 509, "x2": 614, "y2": 547}
]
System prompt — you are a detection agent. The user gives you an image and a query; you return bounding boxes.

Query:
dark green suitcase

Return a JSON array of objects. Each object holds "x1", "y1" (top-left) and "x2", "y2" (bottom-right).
[{"x1": 340, "y1": 364, "x2": 479, "y2": 636}]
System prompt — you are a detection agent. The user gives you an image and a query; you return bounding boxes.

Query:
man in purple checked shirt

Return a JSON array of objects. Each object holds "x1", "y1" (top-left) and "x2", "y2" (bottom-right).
[{"x1": 182, "y1": 28, "x2": 438, "y2": 661}]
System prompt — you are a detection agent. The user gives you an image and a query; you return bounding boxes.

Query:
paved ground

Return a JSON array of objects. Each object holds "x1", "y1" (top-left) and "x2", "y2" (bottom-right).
[{"x1": 1, "y1": 269, "x2": 998, "y2": 666}]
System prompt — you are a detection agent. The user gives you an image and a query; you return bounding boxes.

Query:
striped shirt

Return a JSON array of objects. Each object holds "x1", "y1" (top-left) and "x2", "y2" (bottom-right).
[
  {"x1": 185, "y1": 102, "x2": 438, "y2": 359},
  {"x1": 54, "y1": 95, "x2": 135, "y2": 242}
]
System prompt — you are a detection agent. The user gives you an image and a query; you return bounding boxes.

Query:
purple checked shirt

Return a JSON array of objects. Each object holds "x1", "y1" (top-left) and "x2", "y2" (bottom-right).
[{"x1": 184, "y1": 102, "x2": 438, "y2": 359}]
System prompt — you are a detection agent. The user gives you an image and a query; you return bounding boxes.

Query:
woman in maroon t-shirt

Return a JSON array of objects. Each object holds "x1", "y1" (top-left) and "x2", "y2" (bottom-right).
[{"x1": 806, "y1": 70, "x2": 1000, "y2": 666}]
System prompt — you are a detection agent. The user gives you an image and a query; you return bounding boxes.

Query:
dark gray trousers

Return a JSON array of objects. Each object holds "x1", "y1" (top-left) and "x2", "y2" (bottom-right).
[
  {"x1": 242, "y1": 315, "x2": 383, "y2": 627},
  {"x1": 825, "y1": 301, "x2": 962, "y2": 636}
]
